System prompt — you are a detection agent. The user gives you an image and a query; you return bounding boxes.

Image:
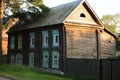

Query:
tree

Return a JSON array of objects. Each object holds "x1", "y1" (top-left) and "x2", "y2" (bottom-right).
[
  {"x1": 0, "y1": 0, "x2": 4, "y2": 65},
  {"x1": 0, "y1": 0, "x2": 49, "y2": 64},
  {"x1": 101, "y1": 13, "x2": 120, "y2": 35},
  {"x1": 101, "y1": 13, "x2": 120, "y2": 51}
]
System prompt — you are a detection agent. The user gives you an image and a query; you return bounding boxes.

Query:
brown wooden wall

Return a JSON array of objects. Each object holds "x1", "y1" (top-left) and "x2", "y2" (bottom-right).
[
  {"x1": 7, "y1": 24, "x2": 65, "y2": 71},
  {"x1": 66, "y1": 25, "x2": 98, "y2": 59},
  {"x1": 99, "y1": 30, "x2": 116, "y2": 58}
]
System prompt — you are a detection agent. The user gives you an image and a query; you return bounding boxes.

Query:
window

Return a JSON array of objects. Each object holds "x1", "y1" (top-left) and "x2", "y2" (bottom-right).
[
  {"x1": 29, "y1": 53, "x2": 34, "y2": 68},
  {"x1": 42, "y1": 31, "x2": 48, "y2": 48},
  {"x1": 52, "y1": 51, "x2": 59, "y2": 69},
  {"x1": 44, "y1": 35, "x2": 48, "y2": 45},
  {"x1": 54, "y1": 34, "x2": 59, "y2": 45},
  {"x1": 30, "y1": 32, "x2": 35, "y2": 48},
  {"x1": 16, "y1": 54, "x2": 23, "y2": 64},
  {"x1": 42, "y1": 51, "x2": 49, "y2": 68},
  {"x1": 11, "y1": 36, "x2": 15, "y2": 49},
  {"x1": 52, "y1": 30, "x2": 59, "y2": 47},
  {"x1": 11, "y1": 55, "x2": 15, "y2": 64},
  {"x1": 18, "y1": 35, "x2": 22, "y2": 49},
  {"x1": 80, "y1": 13, "x2": 86, "y2": 17}
]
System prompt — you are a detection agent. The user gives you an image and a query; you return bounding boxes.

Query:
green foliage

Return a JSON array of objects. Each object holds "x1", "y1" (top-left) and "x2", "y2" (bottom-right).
[
  {"x1": 4, "y1": 0, "x2": 50, "y2": 26},
  {"x1": 101, "y1": 14, "x2": 120, "y2": 51},
  {"x1": 13, "y1": 5, "x2": 50, "y2": 26},
  {"x1": 112, "y1": 55, "x2": 120, "y2": 59},
  {"x1": 101, "y1": 15, "x2": 116, "y2": 34},
  {"x1": 101, "y1": 13, "x2": 120, "y2": 35},
  {"x1": 116, "y1": 39, "x2": 120, "y2": 51},
  {"x1": 0, "y1": 64, "x2": 94, "y2": 80},
  {"x1": 39, "y1": 4, "x2": 50, "y2": 14},
  {"x1": 28, "y1": 0, "x2": 43, "y2": 6}
]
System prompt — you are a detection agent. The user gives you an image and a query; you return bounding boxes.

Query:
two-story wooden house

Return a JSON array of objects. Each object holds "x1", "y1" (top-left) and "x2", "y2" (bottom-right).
[{"x1": 7, "y1": 0, "x2": 116, "y2": 73}]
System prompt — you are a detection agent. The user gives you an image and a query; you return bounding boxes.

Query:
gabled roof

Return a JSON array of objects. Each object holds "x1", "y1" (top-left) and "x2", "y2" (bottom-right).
[
  {"x1": 8, "y1": 0, "x2": 103, "y2": 32},
  {"x1": 8, "y1": 0, "x2": 82, "y2": 32}
]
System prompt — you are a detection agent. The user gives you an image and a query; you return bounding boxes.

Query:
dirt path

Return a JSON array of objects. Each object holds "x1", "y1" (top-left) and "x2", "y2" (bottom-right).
[
  {"x1": 0, "y1": 76, "x2": 15, "y2": 80},
  {"x1": 0, "y1": 77, "x2": 12, "y2": 80}
]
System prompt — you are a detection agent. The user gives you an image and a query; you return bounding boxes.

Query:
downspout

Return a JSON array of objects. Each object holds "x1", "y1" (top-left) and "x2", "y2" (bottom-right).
[
  {"x1": 96, "y1": 29, "x2": 102, "y2": 80},
  {"x1": 96, "y1": 29, "x2": 101, "y2": 59}
]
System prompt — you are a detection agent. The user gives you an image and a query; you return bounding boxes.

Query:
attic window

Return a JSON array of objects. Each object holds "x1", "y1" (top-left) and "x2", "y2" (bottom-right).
[
  {"x1": 80, "y1": 13, "x2": 86, "y2": 17},
  {"x1": 109, "y1": 41, "x2": 112, "y2": 43}
]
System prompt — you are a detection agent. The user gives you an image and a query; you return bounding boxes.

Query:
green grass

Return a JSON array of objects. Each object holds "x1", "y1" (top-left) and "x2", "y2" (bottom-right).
[{"x1": 0, "y1": 64, "x2": 94, "y2": 80}]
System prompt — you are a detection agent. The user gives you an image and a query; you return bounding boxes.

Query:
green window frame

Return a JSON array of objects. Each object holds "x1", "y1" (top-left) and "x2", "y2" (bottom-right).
[
  {"x1": 16, "y1": 54, "x2": 23, "y2": 64},
  {"x1": 29, "y1": 53, "x2": 34, "y2": 68},
  {"x1": 18, "y1": 35, "x2": 22, "y2": 49},
  {"x1": 52, "y1": 29, "x2": 59, "y2": 47},
  {"x1": 11, "y1": 55, "x2": 15, "y2": 64},
  {"x1": 30, "y1": 32, "x2": 35, "y2": 48},
  {"x1": 11, "y1": 36, "x2": 15, "y2": 49},
  {"x1": 42, "y1": 51, "x2": 49, "y2": 68},
  {"x1": 42, "y1": 31, "x2": 48, "y2": 48},
  {"x1": 52, "y1": 51, "x2": 59, "y2": 69}
]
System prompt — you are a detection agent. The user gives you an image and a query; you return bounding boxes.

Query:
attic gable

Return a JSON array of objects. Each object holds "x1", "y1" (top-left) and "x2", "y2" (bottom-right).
[{"x1": 64, "y1": 0, "x2": 103, "y2": 27}]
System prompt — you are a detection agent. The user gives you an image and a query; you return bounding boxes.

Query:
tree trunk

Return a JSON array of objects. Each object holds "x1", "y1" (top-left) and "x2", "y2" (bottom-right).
[{"x1": 0, "y1": 0, "x2": 4, "y2": 65}]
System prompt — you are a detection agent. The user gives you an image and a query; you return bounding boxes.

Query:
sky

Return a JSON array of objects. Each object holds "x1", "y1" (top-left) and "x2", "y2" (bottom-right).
[{"x1": 44, "y1": 0, "x2": 120, "y2": 18}]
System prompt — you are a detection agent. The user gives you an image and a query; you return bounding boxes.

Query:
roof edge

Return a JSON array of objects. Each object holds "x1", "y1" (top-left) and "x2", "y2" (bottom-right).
[
  {"x1": 104, "y1": 28, "x2": 117, "y2": 38},
  {"x1": 83, "y1": 0, "x2": 104, "y2": 26},
  {"x1": 63, "y1": 0, "x2": 84, "y2": 23}
]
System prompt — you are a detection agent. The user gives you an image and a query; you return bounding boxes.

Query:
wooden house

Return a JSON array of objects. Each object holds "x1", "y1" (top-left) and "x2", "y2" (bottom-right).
[
  {"x1": 2, "y1": 28, "x2": 8, "y2": 55},
  {"x1": 7, "y1": 0, "x2": 116, "y2": 73},
  {"x1": 2, "y1": 18, "x2": 19, "y2": 55}
]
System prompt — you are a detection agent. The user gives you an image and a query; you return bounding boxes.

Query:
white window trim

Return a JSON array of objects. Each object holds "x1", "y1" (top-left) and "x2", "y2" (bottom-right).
[
  {"x1": 52, "y1": 51, "x2": 59, "y2": 69},
  {"x1": 53, "y1": 34, "x2": 59, "y2": 46},
  {"x1": 44, "y1": 35, "x2": 48, "y2": 46},
  {"x1": 42, "y1": 31, "x2": 49, "y2": 48},
  {"x1": 42, "y1": 51, "x2": 49, "y2": 68},
  {"x1": 30, "y1": 36, "x2": 35, "y2": 48}
]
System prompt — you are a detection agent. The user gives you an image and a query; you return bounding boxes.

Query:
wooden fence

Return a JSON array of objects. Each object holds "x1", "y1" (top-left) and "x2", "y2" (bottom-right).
[{"x1": 64, "y1": 59, "x2": 120, "y2": 80}]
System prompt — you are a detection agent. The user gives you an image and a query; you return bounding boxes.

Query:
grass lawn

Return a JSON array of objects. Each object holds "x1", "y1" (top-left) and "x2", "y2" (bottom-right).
[{"x1": 0, "y1": 64, "x2": 94, "y2": 80}]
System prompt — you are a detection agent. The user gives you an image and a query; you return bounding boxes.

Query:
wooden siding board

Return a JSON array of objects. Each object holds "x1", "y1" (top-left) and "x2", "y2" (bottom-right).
[
  {"x1": 65, "y1": 3, "x2": 97, "y2": 25},
  {"x1": 66, "y1": 26, "x2": 97, "y2": 59},
  {"x1": 99, "y1": 30, "x2": 116, "y2": 58}
]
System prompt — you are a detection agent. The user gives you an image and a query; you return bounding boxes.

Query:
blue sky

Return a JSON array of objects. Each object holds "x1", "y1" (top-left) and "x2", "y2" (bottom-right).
[{"x1": 44, "y1": 0, "x2": 120, "y2": 18}]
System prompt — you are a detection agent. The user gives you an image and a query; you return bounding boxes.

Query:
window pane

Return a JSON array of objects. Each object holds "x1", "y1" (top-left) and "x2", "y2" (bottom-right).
[
  {"x1": 52, "y1": 30, "x2": 59, "y2": 47},
  {"x1": 11, "y1": 55, "x2": 14, "y2": 64},
  {"x1": 42, "y1": 31, "x2": 48, "y2": 48},
  {"x1": 32, "y1": 37, "x2": 35, "y2": 46},
  {"x1": 18, "y1": 35, "x2": 22, "y2": 49},
  {"x1": 11, "y1": 36, "x2": 15, "y2": 49},
  {"x1": 29, "y1": 53, "x2": 34, "y2": 68},
  {"x1": 55, "y1": 34, "x2": 58, "y2": 44},
  {"x1": 44, "y1": 35, "x2": 48, "y2": 45},
  {"x1": 52, "y1": 51, "x2": 59, "y2": 69},
  {"x1": 42, "y1": 51, "x2": 49, "y2": 68},
  {"x1": 16, "y1": 54, "x2": 23, "y2": 65},
  {"x1": 30, "y1": 32, "x2": 35, "y2": 48}
]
